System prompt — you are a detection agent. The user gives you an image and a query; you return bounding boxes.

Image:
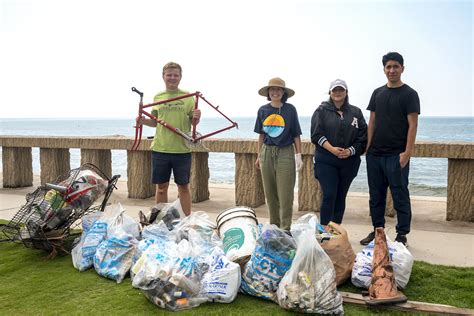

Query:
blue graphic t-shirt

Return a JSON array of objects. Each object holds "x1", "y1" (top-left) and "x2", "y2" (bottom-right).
[{"x1": 254, "y1": 103, "x2": 302, "y2": 147}]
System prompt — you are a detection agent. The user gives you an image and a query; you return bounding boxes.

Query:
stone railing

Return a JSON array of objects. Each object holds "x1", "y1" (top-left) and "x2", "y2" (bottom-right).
[{"x1": 0, "y1": 136, "x2": 473, "y2": 222}]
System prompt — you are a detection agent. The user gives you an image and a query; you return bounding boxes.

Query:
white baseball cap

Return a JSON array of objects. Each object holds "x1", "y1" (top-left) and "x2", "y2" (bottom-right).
[{"x1": 329, "y1": 79, "x2": 348, "y2": 91}]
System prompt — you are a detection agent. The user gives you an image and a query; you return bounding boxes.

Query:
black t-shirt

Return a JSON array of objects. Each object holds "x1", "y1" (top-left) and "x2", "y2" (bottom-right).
[
  {"x1": 254, "y1": 103, "x2": 302, "y2": 147},
  {"x1": 367, "y1": 84, "x2": 420, "y2": 156}
]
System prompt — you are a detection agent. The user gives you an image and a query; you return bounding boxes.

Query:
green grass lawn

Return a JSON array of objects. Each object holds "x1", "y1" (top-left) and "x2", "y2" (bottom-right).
[{"x1": 0, "y1": 235, "x2": 473, "y2": 315}]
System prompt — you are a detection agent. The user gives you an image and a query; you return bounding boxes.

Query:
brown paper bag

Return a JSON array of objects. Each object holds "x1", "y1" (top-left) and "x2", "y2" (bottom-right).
[{"x1": 319, "y1": 222, "x2": 356, "y2": 285}]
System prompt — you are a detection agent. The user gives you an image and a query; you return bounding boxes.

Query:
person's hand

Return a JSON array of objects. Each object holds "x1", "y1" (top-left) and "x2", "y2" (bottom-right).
[
  {"x1": 295, "y1": 153, "x2": 303, "y2": 171},
  {"x1": 331, "y1": 146, "x2": 344, "y2": 157},
  {"x1": 337, "y1": 148, "x2": 351, "y2": 159},
  {"x1": 192, "y1": 109, "x2": 201, "y2": 120},
  {"x1": 135, "y1": 116, "x2": 144, "y2": 127},
  {"x1": 255, "y1": 157, "x2": 260, "y2": 169},
  {"x1": 399, "y1": 152, "x2": 410, "y2": 168}
]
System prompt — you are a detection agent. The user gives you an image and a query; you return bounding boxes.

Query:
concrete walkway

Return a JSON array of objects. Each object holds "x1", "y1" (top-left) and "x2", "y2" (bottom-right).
[{"x1": 1, "y1": 179, "x2": 473, "y2": 267}]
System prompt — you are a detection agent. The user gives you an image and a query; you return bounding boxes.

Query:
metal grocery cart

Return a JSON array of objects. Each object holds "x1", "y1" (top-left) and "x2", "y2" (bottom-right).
[{"x1": 0, "y1": 163, "x2": 120, "y2": 257}]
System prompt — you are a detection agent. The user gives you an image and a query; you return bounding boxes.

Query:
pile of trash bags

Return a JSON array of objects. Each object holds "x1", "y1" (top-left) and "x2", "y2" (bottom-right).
[{"x1": 70, "y1": 202, "x2": 414, "y2": 314}]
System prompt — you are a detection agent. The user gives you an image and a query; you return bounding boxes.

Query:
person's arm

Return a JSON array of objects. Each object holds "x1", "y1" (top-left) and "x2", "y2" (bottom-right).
[
  {"x1": 366, "y1": 111, "x2": 376, "y2": 152},
  {"x1": 311, "y1": 107, "x2": 343, "y2": 157},
  {"x1": 294, "y1": 135, "x2": 303, "y2": 171},
  {"x1": 293, "y1": 136, "x2": 302, "y2": 154},
  {"x1": 137, "y1": 104, "x2": 158, "y2": 127},
  {"x1": 255, "y1": 134, "x2": 264, "y2": 169},
  {"x1": 400, "y1": 112, "x2": 418, "y2": 168},
  {"x1": 351, "y1": 109, "x2": 368, "y2": 155},
  {"x1": 138, "y1": 117, "x2": 157, "y2": 127}
]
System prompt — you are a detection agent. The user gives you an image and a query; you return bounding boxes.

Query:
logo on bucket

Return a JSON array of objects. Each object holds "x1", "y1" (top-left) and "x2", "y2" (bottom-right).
[{"x1": 223, "y1": 227, "x2": 245, "y2": 253}]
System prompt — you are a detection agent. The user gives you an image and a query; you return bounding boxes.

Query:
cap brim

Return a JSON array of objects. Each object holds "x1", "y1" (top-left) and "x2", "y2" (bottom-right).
[{"x1": 330, "y1": 85, "x2": 347, "y2": 91}]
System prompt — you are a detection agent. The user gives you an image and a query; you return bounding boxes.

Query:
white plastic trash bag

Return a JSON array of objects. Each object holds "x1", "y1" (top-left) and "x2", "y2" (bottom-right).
[
  {"x1": 93, "y1": 224, "x2": 138, "y2": 283},
  {"x1": 72, "y1": 203, "x2": 140, "y2": 272},
  {"x1": 199, "y1": 247, "x2": 241, "y2": 303},
  {"x1": 277, "y1": 224, "x2": 344, "y2": 314},
  {"x1": 72, "y1": 219, "x2": 108, "y2": 271},
  {"x1": 71, "y1": 212, "x2": 102, "y2": 270},
  {"x1": 351, "y1": 237, "x2": 414, "y2": 289}
]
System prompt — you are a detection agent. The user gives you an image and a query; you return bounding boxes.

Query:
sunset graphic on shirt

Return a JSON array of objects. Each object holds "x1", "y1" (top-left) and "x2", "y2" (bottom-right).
[{"x1": 263, "y1": 114, "x2": 285, "y2": 138}]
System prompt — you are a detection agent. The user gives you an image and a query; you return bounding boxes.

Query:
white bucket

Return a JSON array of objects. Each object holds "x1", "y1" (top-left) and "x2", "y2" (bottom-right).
[{"x1": 216, "y1": 206, "x2": 258, "y2": 264}]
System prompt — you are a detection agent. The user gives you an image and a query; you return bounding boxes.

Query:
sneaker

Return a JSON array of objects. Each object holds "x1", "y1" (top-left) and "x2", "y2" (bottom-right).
[
  {"x1": 360, "y1": 231, "x2": 375, "y2": 245},
  {"x1": 395, "y1": 234, "x2": 408, "y2": 247}
]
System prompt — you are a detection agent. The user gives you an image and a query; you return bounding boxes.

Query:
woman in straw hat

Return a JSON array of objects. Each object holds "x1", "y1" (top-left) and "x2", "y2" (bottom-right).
[
  {"x1": 310, "y1": 79, "x2": 367, "y2": 227},
  {"x1": 254, "y1": 77, "x2": 302, "y2": 231}
]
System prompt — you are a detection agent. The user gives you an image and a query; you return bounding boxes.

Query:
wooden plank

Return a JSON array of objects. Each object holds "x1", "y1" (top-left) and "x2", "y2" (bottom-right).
[{"x1": 340, "y1": 291, "x2": 474, "y2": 315}]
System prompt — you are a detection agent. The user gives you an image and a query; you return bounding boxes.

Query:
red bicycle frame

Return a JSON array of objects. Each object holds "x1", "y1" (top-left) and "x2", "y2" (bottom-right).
[{"x1": 131, "y1": 87, "x2": 238, "y2": 151}]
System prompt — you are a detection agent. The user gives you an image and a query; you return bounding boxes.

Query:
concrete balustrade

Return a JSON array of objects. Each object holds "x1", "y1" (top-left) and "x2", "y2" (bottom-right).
[{"x1": 0, "y1": 136, "x2": 472, "y2": 222}]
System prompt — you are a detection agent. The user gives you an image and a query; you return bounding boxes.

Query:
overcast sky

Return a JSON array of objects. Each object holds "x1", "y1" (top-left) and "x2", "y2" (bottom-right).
[{"x1": 0, "y1": 0, "x2": 472, "y2": 119}]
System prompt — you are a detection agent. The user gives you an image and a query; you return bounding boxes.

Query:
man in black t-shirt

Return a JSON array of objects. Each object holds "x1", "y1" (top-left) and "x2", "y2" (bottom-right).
[{"x1": 360, "y1": 52, "x2": 420, "y2": 247}]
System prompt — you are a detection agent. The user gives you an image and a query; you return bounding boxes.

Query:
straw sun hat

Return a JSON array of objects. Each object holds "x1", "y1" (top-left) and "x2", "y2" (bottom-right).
[{"x1": 258, "y1": 77, "x2": 295, "y2": 98}]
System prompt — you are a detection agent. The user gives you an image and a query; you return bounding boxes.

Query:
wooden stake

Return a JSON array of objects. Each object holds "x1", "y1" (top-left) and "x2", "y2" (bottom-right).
[{"x1": 340, "y1": 291, "x2": 474, "y2": 315}]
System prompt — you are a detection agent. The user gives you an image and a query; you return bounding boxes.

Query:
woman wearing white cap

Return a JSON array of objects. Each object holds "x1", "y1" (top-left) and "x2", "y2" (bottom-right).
[
  {"x1": 254, "y1": 77, "x2": 302, "y2": 231},
  {"x1": 310, "y1": 79, "x2": 367, "y2": 226}
]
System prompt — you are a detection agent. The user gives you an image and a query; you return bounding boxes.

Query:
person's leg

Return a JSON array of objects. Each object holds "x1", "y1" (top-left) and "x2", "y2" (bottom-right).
[
  {"x1": 361, "y1": 154, "x2": 388, "y2": 245},
  {"x1": 155, "y1": 182, "x2": 169, "y2": 204},
  {"x1": 386, "y1": 155, "x2": 411, "y2": 235},
  {"x1": 260, "y1": 145, "x2": 281, "y2": 227},
  {"x1": 176, "y1": 184, "x2": 191, "y2": 216},
  {"x1": 152, "y1": 151, "x2": 172, "y2": 204},
  {"x1": 314, "y1": 153, "x2": 339, "y2": 225},
  {"x1": 333, "y1": 156, "x2": 361, "y2": 224},
  {"x1": 171, "y1": 153, "x2": 192, "y2": 215},
  {"x1": 275, "y1": 145, "x2": 295, "y2": 231},
  {"x1": 366, "y1": 154, "x2": 389, "y2": 228}
]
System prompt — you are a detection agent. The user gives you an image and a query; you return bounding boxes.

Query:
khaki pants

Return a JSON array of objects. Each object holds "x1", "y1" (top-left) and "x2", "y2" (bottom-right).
[{"x1": 260, "y1": 144, "x2": 296, "y2": 230}]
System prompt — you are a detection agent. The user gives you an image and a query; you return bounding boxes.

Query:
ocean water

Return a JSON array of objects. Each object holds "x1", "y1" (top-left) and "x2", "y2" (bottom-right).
[{"x1": 1, "y1": 117, "x2": 472, "y2": 197}]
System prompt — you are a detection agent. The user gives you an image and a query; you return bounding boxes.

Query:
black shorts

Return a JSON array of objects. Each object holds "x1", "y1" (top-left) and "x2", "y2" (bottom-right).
[{"x1": 152, "y1": 151, "x2": 192, "y2": 185}]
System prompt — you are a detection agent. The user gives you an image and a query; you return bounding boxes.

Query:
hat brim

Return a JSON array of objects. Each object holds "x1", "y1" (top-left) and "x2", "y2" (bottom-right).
[
  {"x1": 258, "y1": 85, "x2": 295, "y2": 98},
  {"x1": 330, "y1": 84, "x2": 347, "y2": 91}
]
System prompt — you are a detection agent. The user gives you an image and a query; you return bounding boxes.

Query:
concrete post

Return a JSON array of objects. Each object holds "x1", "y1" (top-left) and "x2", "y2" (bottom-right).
[
  {"x1": 298, "y1": 154, "x2": 321, "y2": 212},
  {"x1": 80, "y1": 149, "x2": 112, "y2": 178},
  {"x1": 447, "y1": 158, "x2": 473, "y2": 221},
  {"x1": 39, "y1": 148, "x2": 70, "y2": 185},
  {"x1": 234, "y1": 153, "x2": 265, "y2": 207},
  {"x1": 190, "y1": 152, "x2": 210, "y2": 203},
  {"x1": 2, "y1": 147, "x2": 33, "y2": 188},
  {"x1": 127, "y1": 150, "x2": 154, "y2": 199}
]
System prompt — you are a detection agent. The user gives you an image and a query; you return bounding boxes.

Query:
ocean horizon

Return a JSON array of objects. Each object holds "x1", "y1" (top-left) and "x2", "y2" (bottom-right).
[{"x1": 1, "y1": 116, "x2": 473, "y2": 197}]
